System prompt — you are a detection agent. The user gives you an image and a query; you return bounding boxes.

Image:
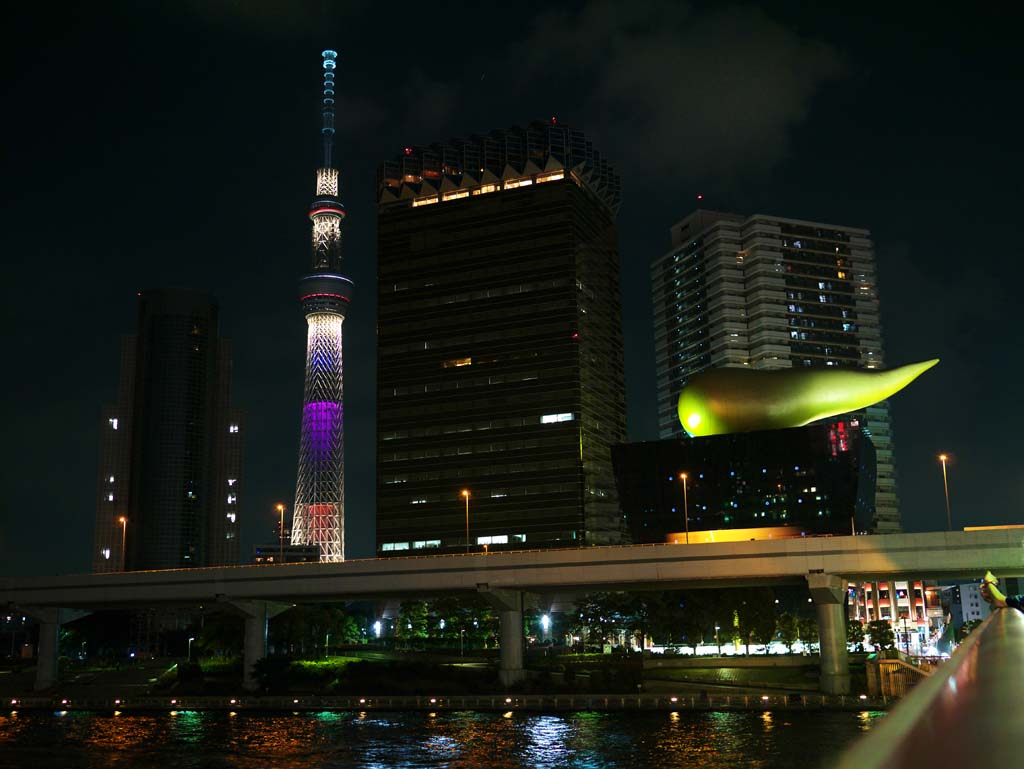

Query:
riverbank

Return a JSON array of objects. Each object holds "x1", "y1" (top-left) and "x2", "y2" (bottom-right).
[{"x1": 5, "y1": 691, "x2": 890, "y2": 712}]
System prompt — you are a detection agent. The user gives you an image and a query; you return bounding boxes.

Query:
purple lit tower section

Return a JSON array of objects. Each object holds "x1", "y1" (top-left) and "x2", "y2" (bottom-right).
[{"x1": 291, "y1": 49, "x2": 353, "y2": 562}]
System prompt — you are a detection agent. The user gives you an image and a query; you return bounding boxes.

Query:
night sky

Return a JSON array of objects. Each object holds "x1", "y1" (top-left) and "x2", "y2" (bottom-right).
[{"x1": 3, "y1": 2, "x2": 1021, "y2": 577}]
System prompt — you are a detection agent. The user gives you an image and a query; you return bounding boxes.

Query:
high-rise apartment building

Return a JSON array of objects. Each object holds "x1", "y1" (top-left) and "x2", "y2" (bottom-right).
[
  {"x1": 92, "y1": 288, "x2": 242, "y2": 572},
  {"x1": 651, "y1": 210, "x2": 900, "y2": 531},
  {"x1": 375, "y1": 120, "x2": 627, "y2": 555}
]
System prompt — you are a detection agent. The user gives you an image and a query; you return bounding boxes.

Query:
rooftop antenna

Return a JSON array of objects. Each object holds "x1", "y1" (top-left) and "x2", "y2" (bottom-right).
[{"x1": 320, "y1": 49, "x2": 338, "y2": 169}]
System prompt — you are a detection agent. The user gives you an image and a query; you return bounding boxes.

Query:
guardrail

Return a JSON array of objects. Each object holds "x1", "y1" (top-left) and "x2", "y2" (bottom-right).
[
  {"x1": 4, "y1": 691, "x2": 888, "y2": 713},
  {"x1": 836, "y1": 608, "x2": 1024, "y2": 769},
  {"x1": 866, "y1": 657, "x2": 930, "y2": 697}
]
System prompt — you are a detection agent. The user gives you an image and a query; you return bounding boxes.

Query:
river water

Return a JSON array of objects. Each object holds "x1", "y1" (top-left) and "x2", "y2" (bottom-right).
[{"x1": 0, "y1": 709, "x2": 883, "y2": 768}]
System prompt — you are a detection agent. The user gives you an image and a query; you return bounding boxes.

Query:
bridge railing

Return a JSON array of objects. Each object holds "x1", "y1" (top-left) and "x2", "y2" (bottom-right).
[{"x1": 836, "y1": 607, "x2": 1024, "y2": 769}]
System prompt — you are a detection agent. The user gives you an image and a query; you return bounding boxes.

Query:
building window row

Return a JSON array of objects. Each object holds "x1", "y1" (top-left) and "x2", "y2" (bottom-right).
[{"x1": 409, "y1": 171, "x2": 569, "y2": 209}]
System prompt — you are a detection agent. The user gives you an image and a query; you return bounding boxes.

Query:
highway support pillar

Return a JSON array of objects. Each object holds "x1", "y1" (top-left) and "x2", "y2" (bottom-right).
[
  {"x1": 807, "y1": 573, "x2": 850, "y2": 695},
  {"x1": 20, "y1": 607, "x2": 91, "y2": 691},
  {"x1": 479, "y1": 588, "x2": 525, "y2": 687},
  {"x1": 222, "y1": 600, "x2": 291, "y2": 691}
]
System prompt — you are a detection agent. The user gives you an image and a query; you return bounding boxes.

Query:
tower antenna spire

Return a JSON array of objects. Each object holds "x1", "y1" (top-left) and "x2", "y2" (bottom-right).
[{"x1": 321, "y1": 50, "x2": 338, "y2": 169}]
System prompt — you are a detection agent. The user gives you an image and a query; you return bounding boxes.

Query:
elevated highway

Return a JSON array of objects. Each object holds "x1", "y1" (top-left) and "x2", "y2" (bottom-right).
[{"x1": 4, "y1": 530, "x2": 1021, "y2": 693}]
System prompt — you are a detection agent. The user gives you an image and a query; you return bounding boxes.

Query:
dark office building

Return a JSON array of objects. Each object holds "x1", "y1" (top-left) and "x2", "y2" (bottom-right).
[
  {"x1": 611, "y1": 420, "x2": 876, "y2": 544},
  {"x1": 375, "y1": 121, "x2": 627, "y2": 555},
  {"x1": 92, "y1": 289, "x2": 242, "y2": 571}
]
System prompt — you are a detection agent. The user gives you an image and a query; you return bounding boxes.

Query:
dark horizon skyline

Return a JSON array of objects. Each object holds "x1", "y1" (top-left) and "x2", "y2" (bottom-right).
[{"x1": 2, "y1": 2, "x2": 1021, "y2": 576}]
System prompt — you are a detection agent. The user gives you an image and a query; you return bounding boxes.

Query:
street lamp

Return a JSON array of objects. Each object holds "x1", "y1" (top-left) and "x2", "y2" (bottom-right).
[
  {"x1": 118, "y1": 516, "x2": 128, "y2": 570},
  {"x1": 325, "y1": 632, "x2": 330, "y2": 659},
  {"x1": 541, "y1": 614, "x2": 551, "y2": 641},
  {"x1": 275, "y1": 503, "x2": 286, "y2": 562},
  {"x1": 714, "y1": 625, "x2": 721, "y2": 656},
  {"x1": 938, "y1": 454, "x2": 952, "y2": 531},
  {"x1": 680, "y1": 473, "x2": 690, "y2": 544},
  {"x1": 461, "y1": 489, "x2": 471, "y2": 553},
  {"x1": 187, "y1": 636, "x2": 196, "y2": 662}
]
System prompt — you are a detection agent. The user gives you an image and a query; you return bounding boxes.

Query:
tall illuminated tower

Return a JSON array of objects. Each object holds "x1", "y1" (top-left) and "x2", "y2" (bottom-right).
[{"x1": 291, "y1": 49, "x2": 353, "y2": 562}]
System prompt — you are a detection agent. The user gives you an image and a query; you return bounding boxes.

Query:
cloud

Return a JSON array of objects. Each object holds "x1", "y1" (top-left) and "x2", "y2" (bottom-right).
[{"x1": 522, "y1": 1, "x2": 845, "y2": 179}]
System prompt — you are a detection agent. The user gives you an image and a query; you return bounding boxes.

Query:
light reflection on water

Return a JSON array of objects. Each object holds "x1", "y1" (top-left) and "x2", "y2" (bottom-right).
[{"x1": 0, "y1": 709, "x2": 885, "y2": 769}]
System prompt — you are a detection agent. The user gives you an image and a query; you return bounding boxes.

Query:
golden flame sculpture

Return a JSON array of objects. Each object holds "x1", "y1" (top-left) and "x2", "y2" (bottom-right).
[{"x1": 677, "y1": 359, "x2": 939, "y2": 438}]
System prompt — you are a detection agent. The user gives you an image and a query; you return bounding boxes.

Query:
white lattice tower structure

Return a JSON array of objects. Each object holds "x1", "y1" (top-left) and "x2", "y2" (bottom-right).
[{"x1": 292, "y1": 50, "x2": 353, "y2": 562}]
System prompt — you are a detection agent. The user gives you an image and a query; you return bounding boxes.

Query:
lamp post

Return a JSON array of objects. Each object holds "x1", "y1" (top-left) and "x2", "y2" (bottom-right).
[
  {"x1": 680, "y1": 472, "x2": 690, "y2": 544},
  {"x1": 938, "y1": 454, "x2": 952, "y2": 531},
  {"x1": 714, "y1": 625, "x2": 721, "y2": 656},
  {"x1": 461, "y1": 489, "x2": 470, "y2": 552},
  {"x1": 275, "y1": 503, "x2": 286, "y2": 563},
  {"x1": 118, "y1": 516, "x2": 127, "y2": 571},
  {"x1": 187, "y1": 636, "x2": 195, "y2": 662},
  {"x1": 325, "y1": 632, "x2": 330, "y2": 659}
]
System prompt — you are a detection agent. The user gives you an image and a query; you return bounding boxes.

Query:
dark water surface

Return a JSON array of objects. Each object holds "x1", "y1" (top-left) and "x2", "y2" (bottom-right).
[{"x1": 0, "y1": 709, "x2": 883, "y2": 768}]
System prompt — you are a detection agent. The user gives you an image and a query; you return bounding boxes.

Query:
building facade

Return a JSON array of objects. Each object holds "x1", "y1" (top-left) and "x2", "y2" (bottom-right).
[
  {"x1": 375, "y1": 120, "x2": 627, "y2": 555},
  {"x1": 92, "y1": 288, "x2": 241, "y2": 572},
  {"x1": 611, "y1": 420, "x2": 876, "y2": 544},
  {"x1": 651, "y1": 210, "x2": 900, "y2": 531}
]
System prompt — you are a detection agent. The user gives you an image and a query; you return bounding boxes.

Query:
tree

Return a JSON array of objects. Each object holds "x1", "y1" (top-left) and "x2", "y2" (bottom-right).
[
  {"x1": 846, "y1": 619, "x2": 866, "y2": 652},
  {"x1": 396, "y1": 601, "x2": 429, "y2": 647},
  {"x1": 736, "y1": 588, "x2": 777, "y2": 653},
  {"x1": 776, "y1": 613, "x2": 799, "y2": 652},
  {"x1": 866, "y1": 619, "x2": 895, "y2": 651},
  {"x1": 959, "y1": 619, "x2": 983, "y2": 641},
  {"x1": 797, "y1": 615, "x2": 819, "y2": 649},
  {"x1": 197, "y1": 611, "x2": 243, "y2": 658},
  {"x1": 676, "y1": 590, "x2": 735, "y2": 652},
  {"x1": 644, "y1": 591, "x2": 689, "y2": 648},
  {"x1": 573, "y1": 593, "x2": 626, "y2": 647},
  {"x1": 270, "y1": 604, "x2": 363, "y2": 656},
  {"x1": 427, "y1": 594, "x2": 496, "y2": 647}
]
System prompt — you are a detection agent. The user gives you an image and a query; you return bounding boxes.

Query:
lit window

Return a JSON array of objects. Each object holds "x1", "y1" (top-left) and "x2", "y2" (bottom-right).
[
  {"x1": 443, "y1": 357, "x2": 472, "y2": 368},
  {"x1": 541, "y1": 413, "x2": 574, "y2": 424},
  {"x1": 101, "y1": 548, "x2": 111, "y2": 559},
  {"x1": 412, "y1": 540, "x2": 441, "y2": 549},
  {"x1": 109, "y1": 418, "x2": 119, "y2": 430},
  {"x1": 226, "y1": 512, "x2": 236, "y2": 523},
  {"x1": 229, "y1": 424, "x2": 239, "y2": 433},
  {"x1": 108, "y1": 475, "x2": 115, "y2": 483},
  {"x1": 477, "y1": 535, "x2": 510, "y2": 545},
  {"x1": 411, "y1": 195, "x2": 438, "y2": 207},
  {"x1": 383, "y1": 542, "x2": 410, "y2": 551},
  {"x1": 107, "y1": 493, "x2": 114, "y2": 502},
  {"x1": 228, "y1": 478, "x2": 237, "y2": 487},
  {"x1": 504, "y1": 177, "x2": 533, "y2": 189},
  {"x1": 442, "y1": 189, "x2": 469, "y2": 201},
  {"x1": 512, "y1": 534, "x2": 526, "y2": 543},
  {"x1": 471, "y1": 184, "x2": 498, "y2": 195},
  {"x1": 411, "y1": 499, "x2": 427, "y2": 505},
  {"x1": 227, "y1": 494, "x2": 237, "y2": 504},
  {"x1": 536, "y1": 171, "x2": 564, "y2": 184}
]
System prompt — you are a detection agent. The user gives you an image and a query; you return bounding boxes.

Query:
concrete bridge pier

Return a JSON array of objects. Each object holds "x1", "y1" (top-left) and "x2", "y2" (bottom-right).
[
  {"x1": 480, "y1": 588, "x2": 525, "y2": 686},
  {"x1": 221, "y1": 599, "x2": 291, "y2": 691},
  {"x1": 20, "y1": 607, "x2": 90, "y2": 691},
  {"x1": 807, "y1": 573, "x2": 850, "y2": 695}
]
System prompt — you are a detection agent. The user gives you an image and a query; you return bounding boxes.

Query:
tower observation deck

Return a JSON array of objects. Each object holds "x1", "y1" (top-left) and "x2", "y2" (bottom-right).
[{"x1": 291, "y1": 49, "x2": 353, "y2": 562}]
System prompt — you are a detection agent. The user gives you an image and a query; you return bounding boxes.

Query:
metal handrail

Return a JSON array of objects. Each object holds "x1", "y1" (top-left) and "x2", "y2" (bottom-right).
[{"x1": 835, "y1": 608, "x2": 1024, "y2": 769}]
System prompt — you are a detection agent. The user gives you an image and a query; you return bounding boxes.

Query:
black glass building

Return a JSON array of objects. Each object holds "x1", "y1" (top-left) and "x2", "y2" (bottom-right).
[
  {"x1": 375, "y1": 121, "x2": 627, "y2": 555},
  {"x1": 611, "y1": 420, "x2": 876, "y2": 544},
  {"x1": 92, "y1": 289, "x2": 242, "y2": 571}
]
